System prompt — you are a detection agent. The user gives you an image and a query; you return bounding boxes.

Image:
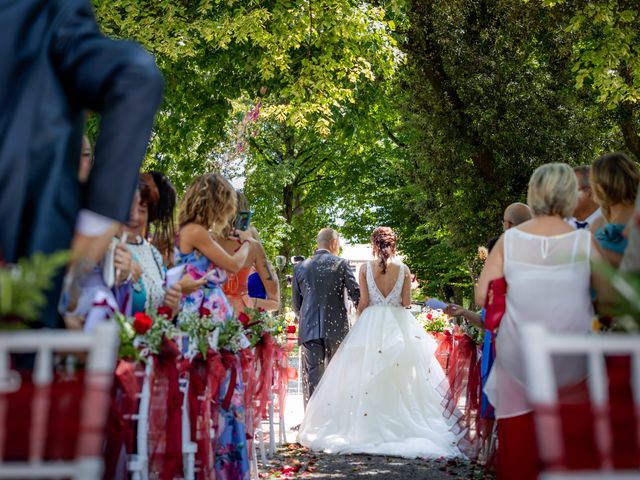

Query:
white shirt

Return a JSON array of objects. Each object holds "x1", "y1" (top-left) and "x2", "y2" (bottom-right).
[
  {"x1": 567, "y1": 208, "x2": 602, "y2": 230},
  {"x1": 75, "y1": 209, "x2": 115, "y2": 236}
]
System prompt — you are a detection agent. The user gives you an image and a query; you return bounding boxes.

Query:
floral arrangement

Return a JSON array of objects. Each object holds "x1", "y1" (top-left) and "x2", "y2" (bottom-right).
[
  {"x1": 595, "y1": 265, "x2": 640, "y2": 333},
  {"x1": 0, "y1": 251, "x2": 69, "y2": 328},
  {"x1": 458, "y1": 321, "x2": 484, "y2": 345},
  {"x1": 115, "y1": 304, "x2": 298, "y2": 361},
  {"x1": 177, "y1": 307, "x2": 219, "y2": 358},
  {"x1": 415, "y1": 308, "x2": 451, "y2": 333},
  {"x1": 177, "y1": 306, "x2": 249, "y2": 356},
  {"x1": 217, "y1": 314, "x2": 249, "y2": 353},
  {"x1": 232, "y1": 307, "x2": 297, "y2": 348},
  {"x1": 239, "y1": 307, "x2": 273, "y2": 347},
  {"x1": 114, "y1": 306, "x2": 178, "y2": 360},
  {"x1": 269, "y1": 310, "x2": 297, "y2": 347},
  {"x1": 268, "y1": 310, "x2": 294, "y2": 342}
]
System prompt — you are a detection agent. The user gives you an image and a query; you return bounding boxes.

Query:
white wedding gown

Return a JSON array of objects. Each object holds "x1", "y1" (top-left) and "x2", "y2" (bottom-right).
[{"x1": 297, "y1": 261, "x2": 460, "y2": 458}]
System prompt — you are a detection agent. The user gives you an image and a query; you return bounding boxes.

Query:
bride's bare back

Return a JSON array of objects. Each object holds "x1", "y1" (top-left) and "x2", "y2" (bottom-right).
[
  {"x1": 371, "y1": 261, "x2": 403, "y2": 297},
  {"x1": 358, "y1": 258, "x2": 412, "y2": 313}
]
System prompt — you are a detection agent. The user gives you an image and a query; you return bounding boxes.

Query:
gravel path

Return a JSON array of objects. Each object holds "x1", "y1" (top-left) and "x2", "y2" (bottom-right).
[{"x1": 258, "y1": 443, "x2": 495, "y2": 479}]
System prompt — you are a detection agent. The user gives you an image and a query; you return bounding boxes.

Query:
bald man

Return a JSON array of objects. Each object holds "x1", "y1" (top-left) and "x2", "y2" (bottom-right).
[
  {"x1": 502, "y1": 202, "x2": 533, "y2": 230},
  {"x1": 292, "y1": 228, "x2": 360, "y2": 407}
]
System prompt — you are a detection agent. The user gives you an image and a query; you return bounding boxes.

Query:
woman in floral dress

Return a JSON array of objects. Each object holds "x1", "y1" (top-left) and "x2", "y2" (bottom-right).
[{"x1": 176, "y1": 173, "x2": 256, "y2": 479}]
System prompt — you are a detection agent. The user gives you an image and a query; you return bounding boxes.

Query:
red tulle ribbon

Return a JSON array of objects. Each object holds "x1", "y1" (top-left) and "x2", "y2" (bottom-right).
[
  {"x1": 434, "y1": 331, "x2": 488, "y2": 460},
  {"x1": 430, "y1": 331, "x2": 453, "y2": 374},
  {"x1": 240, "y1": 348, "x2": 258, "y2": 438},
  {"x1": 273, "y1": 346, "x2": 290, "y2": 417},
  {"x1": 254, "y1": 333, "x2": 275, "y2": 420},
  {"x1": 187, "y1": 351, "x2": 226, "y2": 480},
  {"x1": 220, "y1": 351, "x2": 240, "y2": 411},
  {"x1": 1, "y1": 369, "x2": 112, "y2": 465},
  {"x1": 148, "y1": 338, "x2": 184, "y2": 480}
]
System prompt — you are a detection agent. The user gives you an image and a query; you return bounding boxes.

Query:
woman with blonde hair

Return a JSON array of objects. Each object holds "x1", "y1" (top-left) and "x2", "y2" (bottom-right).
[
  {"x1": 476, "y1": 162, "x2": 608, "y2": 480},
  {"x1": 175, "y1": 173, "x2": 255, "y2": 479},
  {"x1": 590, "y1": 152, "x2": 640, "y2": 267}
]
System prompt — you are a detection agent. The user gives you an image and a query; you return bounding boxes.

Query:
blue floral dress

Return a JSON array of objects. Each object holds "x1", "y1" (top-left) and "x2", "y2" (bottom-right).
[{"x1": 175, "y1": 247, "x2": 250, "y2": 479}]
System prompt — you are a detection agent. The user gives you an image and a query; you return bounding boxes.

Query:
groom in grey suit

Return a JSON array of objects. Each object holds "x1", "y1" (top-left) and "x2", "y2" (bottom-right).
[{"x1": 292, "y1": 228, "x2": 360, "y2": 407}]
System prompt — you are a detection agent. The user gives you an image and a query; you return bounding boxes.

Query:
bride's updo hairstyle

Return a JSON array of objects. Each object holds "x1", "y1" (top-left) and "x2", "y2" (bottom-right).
[{"x1": 371, "y1": 227, "x2": 397, "y2": 274}]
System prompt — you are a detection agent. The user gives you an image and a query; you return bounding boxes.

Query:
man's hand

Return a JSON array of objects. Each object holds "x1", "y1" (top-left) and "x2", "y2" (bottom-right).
[
  {"x1": 63, "y1": 314, "x2": 84, "y2": 330},
  {"x1": 61, "y1": 224, "x2": 119, "y2": 317},
  {"x1": 446, "y1": 304, "x2": 484, "y2": 328},
  {"x1": 445, "y1": 304, "x2": 466, "y2": 317},
  {"x1": 114, "y1": 243, "x2": 132, "y2": 284},
  {"x1": 131, "y1": 260, "x2": 142, "y2": 283}
]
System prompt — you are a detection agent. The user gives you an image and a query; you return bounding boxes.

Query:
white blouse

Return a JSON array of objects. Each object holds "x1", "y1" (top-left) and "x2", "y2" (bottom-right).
[{"x1": 485, "y1": 228, "x2": 594, "y2": 418}]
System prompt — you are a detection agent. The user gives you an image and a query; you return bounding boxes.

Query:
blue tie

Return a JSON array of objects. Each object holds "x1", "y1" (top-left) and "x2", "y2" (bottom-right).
[{"x1": 575, "y1": 221, "x2": 589, "y2": 229}]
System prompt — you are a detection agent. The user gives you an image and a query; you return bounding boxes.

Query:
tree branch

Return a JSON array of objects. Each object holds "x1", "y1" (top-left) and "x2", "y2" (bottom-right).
[
  {"x1": 246, "y1": 137, "x2": 278, "y2": 166},
  {"x1": 382, "y1": 123, "x2": 406, "y2": 148}
]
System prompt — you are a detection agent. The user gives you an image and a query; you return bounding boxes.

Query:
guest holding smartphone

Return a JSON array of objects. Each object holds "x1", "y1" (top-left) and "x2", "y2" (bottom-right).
[
  {"x1": 175, "y1": 173, "x2": 255, "y2": 479},
  {"x1": 217, "y1": 192, "x2": 281, "y2": 314},
  {"x1": 175, "y1": 173, "x2": 254, "y2": 322}
]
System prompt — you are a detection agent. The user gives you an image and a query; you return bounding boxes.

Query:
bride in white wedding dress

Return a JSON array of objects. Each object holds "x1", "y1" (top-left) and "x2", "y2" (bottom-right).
[{"x1": 297, "y1": 227, "x2": 460, "y2": 458}]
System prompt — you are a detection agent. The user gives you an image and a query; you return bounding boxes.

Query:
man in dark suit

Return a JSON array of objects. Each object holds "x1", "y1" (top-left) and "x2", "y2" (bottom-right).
[
  {"x1": 0, "y1": 0, "x2": 164, "y2": 326},
  {"x1": 292, "y1": 228, "x2": 360, "y2": 407}
]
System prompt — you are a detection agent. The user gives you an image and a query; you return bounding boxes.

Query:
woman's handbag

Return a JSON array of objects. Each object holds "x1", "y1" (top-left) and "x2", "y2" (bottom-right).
[
  {"x1": 480, "y1": 277, "x2": 507, "y2": 420},
  {"x1": 484, "y1": 277, "x2": 507, "y2": 332}
]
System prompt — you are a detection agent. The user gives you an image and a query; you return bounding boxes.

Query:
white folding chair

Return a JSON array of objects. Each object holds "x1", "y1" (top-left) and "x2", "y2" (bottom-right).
[
  {"x1": 522, "y1": 324, "x2": 640, "y2": 480},
  {"x1": 0, "y1": 322, "x2": 118, "y2": 479},
  {"x1": 179, "y1": 375, "x2": 197, "y2": 480},
  {"x1": 127, "y1": 359, "x2": 152, "y2": 480}
]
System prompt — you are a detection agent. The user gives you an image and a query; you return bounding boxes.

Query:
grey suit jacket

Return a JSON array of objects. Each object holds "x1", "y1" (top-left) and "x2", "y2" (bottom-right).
[{"x1": 292, "y1": 250, "x2": 360, "y2": 344}]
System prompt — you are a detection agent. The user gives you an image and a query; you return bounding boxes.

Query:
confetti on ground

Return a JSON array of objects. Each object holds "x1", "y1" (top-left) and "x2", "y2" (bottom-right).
[{"x1": 258, "y1": 443, "x2": 496, "y2": 479}]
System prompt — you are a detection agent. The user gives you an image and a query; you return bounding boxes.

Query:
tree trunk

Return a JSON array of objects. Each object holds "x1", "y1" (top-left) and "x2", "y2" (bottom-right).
[
  {"x1": 278, "y1": 183, "x2": 295, "y2": 313},
  {"x1": 620, "y1": 101, "x2": 640, "y2": 160}
]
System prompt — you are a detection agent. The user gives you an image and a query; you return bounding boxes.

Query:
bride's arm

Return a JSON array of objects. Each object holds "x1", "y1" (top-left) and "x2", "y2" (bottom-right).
[
  {"x1": 356, "y1": 266, "x2": 369, "y2": 316},
  {"x1": 401, "y1": 265, "x2": 412, "y2": 308}
]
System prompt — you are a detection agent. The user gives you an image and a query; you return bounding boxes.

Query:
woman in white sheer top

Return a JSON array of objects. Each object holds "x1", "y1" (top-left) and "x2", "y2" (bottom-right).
[{"x1": 476, "y1": 163, "x2": 609, "y2": 480}]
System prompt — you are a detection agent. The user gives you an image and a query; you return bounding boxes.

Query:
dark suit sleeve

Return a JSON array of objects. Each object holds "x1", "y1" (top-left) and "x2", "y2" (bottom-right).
[
  {"x1": 51, "y1": 0, "x2": 164, "y2": 223},
  {"x1": 343, "y1": 260, "x2": 360, "y2": 306},
  {"x1": 292, "y1": 265, "x2": 303, "y2": 317}
]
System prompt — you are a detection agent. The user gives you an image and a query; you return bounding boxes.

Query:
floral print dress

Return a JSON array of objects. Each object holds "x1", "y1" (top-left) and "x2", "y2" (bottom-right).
[{"x1": 175, "y1": 246, "x2": 250, "y2": 479}]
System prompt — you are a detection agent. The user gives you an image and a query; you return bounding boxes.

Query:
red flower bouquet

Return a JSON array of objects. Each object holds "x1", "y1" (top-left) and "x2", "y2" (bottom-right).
[{"x1": 133, "y1": 312, "x2": 153, "y2": 335}]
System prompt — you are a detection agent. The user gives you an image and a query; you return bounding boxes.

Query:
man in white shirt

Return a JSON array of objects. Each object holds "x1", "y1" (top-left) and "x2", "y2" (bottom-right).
[{"x1": 568, "y1": 165, "x2": 602, "y2": 230}]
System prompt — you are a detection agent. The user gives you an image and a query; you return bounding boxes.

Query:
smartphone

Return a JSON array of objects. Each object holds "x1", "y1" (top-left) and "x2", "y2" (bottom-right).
[{"x1": 234, "y1": 211, "x2": 252, "y2": 231}]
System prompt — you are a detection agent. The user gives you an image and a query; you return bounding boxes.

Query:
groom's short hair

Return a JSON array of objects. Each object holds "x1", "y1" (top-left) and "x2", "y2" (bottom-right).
[{"x1": 317, "y1": 228, "x2": 338, "y2": 247}]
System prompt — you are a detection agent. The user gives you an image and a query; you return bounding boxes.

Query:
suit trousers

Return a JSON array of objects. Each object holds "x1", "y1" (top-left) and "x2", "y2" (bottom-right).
[{"x1": 301, "y1": 337, "x2": 342, "y2": 408}]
